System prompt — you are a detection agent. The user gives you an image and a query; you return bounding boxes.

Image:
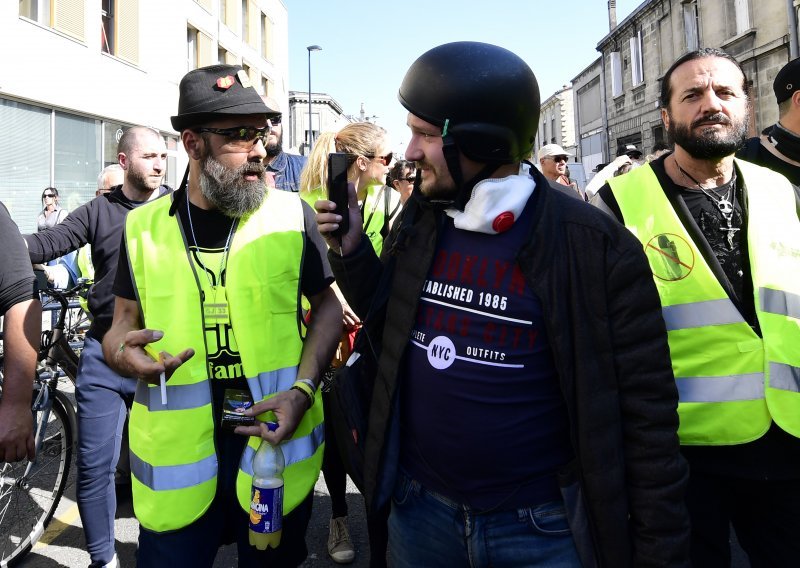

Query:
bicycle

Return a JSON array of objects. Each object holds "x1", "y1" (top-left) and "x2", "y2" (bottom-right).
[{"x1": 0, "y1": 280, "x2": 89, "y2": 566}]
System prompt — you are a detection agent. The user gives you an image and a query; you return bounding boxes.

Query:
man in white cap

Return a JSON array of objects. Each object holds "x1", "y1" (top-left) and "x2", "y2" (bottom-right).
[{"x1": 537, "y1": 143, "x2": 573, "y2": 187}]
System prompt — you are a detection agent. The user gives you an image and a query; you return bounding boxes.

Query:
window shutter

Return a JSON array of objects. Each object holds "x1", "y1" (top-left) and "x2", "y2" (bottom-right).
[
  {"x1": 197, "y1": 31, "x2": 214, "y2": 67},
  {"x1": 611, "y1": 52, "x2": 623, "y2": 97},
  {"x1": 263, "y1": 15, "x2": 272, "y2": 60},
  {"x1": 53, "y1": 0, "x2": 85, "y2": 41},
  {"x1": 248, "y1": 1, "x2": 259, "y2": 48},
  {"x1": 116, "y1": 0, "x2": 140, "y2": 65},
  {"x1": 226, "y1": 0, "x2": 238, "y2": 31}
]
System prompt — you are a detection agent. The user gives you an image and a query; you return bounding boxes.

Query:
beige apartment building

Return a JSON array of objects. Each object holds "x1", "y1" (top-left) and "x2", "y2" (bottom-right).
[
  {"x1": 534, "y1": 85, "x2": 577, "y2": 159},
  {"x1": 1, "y1": 0, "x2": 289, "y2": 232}
]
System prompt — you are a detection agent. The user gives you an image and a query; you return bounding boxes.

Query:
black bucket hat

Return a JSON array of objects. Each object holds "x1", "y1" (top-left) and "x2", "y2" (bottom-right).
[{"x1": 170, "y1": 64, "x2": 277, "y2": 131}]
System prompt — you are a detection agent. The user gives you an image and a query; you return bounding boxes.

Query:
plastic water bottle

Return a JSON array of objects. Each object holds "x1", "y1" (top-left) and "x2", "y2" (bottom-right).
[{"x1": 249, "y1": 423, "x2": 284, "y2": 550}]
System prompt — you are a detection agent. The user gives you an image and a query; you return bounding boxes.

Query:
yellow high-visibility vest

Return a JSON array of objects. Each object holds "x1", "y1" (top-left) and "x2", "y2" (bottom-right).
[
  {"x1": 609, "y1": 160, "x2": 800, "y2": 445},
  {"x1": 124, "y1": 189, "x2": 324, "y2": 532}
]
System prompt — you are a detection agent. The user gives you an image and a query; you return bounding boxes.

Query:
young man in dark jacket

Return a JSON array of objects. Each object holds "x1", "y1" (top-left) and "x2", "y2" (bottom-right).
[
  {"x1": 315, "y1": 42, "x2": 690, "y2": 567},
  {"x1": 24, "y1": 126, "x2": 170, "y2": 568}
]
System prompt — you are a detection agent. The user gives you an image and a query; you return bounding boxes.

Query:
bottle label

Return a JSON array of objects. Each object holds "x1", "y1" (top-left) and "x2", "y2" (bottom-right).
[{"x1": 249, "y1": 483, "x2": 283, "y2": 534}]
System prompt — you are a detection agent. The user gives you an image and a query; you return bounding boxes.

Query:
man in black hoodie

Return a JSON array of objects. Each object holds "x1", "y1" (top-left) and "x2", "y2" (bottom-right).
[{"x1": 24, "y1": 126, "x2": 170, "y2": 568}]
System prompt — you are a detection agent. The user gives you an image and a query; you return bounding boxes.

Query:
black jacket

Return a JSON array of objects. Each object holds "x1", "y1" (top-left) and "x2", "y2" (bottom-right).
[
  {"x1": 24, "y1": 185, "x2": 171, "y2": 339},
  {"x1": 329, "y1": 167, "x2": 690, "y2": 567}
]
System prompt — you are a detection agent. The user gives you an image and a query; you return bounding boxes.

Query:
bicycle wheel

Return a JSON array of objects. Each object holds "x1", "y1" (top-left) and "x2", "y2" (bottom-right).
[{"x1": 0, "y1": 382, "x2": 73, "y2": 566}]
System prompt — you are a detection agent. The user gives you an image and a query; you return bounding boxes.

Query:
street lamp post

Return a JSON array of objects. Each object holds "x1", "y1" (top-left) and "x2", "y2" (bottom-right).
[{"x1": 307, "y1": 45, "x2": 322, "y2": 151}]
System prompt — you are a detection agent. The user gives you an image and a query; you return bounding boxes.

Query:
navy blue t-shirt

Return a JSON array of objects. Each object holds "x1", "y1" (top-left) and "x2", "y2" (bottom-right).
[{"x1": 399, "y1": 191, "x2": 574, "y2": 511}]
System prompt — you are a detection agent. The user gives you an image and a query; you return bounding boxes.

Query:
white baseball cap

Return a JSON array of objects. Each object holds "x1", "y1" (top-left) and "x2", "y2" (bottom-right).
[{"x1": 538, "y1": 144, "x2": 573, "y2": 160}]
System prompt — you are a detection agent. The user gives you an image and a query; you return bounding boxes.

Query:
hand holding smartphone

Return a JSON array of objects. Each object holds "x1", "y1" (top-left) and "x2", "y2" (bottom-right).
[{"x1": 327, "y1": 152, "x2": 350, "y2": 239}]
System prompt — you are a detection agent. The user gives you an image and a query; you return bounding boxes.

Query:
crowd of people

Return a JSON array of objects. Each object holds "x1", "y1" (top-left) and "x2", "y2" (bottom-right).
[{"x1": 1, "y1": 41, "x2": 799, "y2": 568}]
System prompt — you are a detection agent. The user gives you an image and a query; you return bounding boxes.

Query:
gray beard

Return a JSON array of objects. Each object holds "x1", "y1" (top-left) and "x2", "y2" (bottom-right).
[{"x1": 199, "y1": 154, "x2": 267, "y2": 218}]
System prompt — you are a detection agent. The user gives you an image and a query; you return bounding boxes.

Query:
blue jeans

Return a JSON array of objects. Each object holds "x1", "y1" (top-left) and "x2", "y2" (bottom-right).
[
  {"x1": 75, "y1": 333, "x2": 137, "y2": 565},
  {"x1": 388, "y1": 471, "x2": 582, "y2": 568}
]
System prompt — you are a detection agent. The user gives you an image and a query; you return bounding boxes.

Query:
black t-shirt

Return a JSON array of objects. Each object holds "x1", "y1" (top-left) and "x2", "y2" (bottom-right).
[
  {"x1": 650, "y1": 158, "x2": 755, "y2": 327},
  {"x1": 113, "y1": 190, "x2": 333, "y2": 418},
  {"x1": 0, "y1": 201, "x2": 38, "y2": 314}
]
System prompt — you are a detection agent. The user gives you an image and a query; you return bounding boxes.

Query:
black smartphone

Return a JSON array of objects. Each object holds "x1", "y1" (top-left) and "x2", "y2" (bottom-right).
[{"x1": 327, "y1": 152, "x2": 350, "y2": 238}]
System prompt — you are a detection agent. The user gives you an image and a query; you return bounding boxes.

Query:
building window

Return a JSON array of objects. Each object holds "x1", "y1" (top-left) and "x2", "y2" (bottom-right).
[
  {"x1": 101, "y1": 0, "x2": 115, "y2": 54},
  {"x1": 19, "y1": 0, "x2": 50, "y2": 25},
  {"x1": 682, "y1": 0, "x2": 700, "y2": 51},
  {"x1": 610, "y1": 51, "x2": 623, "y2": 97},
  {"x1": 578, "y1": 78, "x2": 602, "y2": 124},
  {"x1": 21, "y1": 0, "x2": 85, "y2": 41},
  {"x1": 54, "y1": 112, "x2": 102, "y2": 217},
  {"x1": 188, "y1": 26, "x2": 213, "y2": 70},
  {"x1": 241, "y1": 0, "x2": 248, "y2": 38},
  {"x1": 551, "y1": 116, "x2": 556, "y2": 144},
  {"x1": 630, "y1": 31, "x2": 643, "y2": 87},
  {"x1": 0, "y1": 98, "x2": 52, "y2": 233},
  {"x1": 100, "y1": 1, "x2": 139, "y2": 64},
  {"x1": 733, "y1": 0, "x2": 751, "y2": 35},
  {"x1": 187, "y1": 27, "x2": 198, "y2": 70}
]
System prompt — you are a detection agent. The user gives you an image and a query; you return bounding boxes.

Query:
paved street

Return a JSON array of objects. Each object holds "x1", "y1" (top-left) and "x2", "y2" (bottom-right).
[{"x1": 17, "y1": 468, "x2": 372, "y2": 567}]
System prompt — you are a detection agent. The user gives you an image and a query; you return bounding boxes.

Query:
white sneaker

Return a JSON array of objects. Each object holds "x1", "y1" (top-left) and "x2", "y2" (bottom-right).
[{"x1": 327, "y1": 516, "x2": 355, "y2": 564}]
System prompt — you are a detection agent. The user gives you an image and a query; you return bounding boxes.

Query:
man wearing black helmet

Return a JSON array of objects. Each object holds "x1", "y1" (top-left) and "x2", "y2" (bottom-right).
[{"x1": 316, "y1": 42, "x2": 689, "y2": 567}]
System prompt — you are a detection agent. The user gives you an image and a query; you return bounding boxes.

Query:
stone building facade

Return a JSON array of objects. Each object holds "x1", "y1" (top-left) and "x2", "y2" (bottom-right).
[
  {"x1": 595, "y1": 0, "x2": 798, "y2": 161},
  {"x1": 534, "y1": 85, "x2": 576, "y2": 159}
]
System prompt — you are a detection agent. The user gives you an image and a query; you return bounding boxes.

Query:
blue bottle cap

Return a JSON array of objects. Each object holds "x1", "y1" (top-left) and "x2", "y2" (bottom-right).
[{"x1": 266, "y1": 421, "x2": 278, "y2": 432}]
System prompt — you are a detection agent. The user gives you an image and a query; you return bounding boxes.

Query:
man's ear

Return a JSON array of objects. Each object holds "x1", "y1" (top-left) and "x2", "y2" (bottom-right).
[
  {"x1": 792, "y1": 90, "x2": 800, "y2": 109},
  {"x1": 182, "y1": 130, "x2": 204, "y2": 161},
  {"x1": 661, "y1": 107, "x2": 670, "y2": 130},
  {"x1": 118, "y1": 152, "x2": 128, "y2": 170}
]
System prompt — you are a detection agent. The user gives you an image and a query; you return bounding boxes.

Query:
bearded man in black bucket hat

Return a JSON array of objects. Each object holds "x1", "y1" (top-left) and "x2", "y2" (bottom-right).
[{"x1": 103, "y1": 64, "x2": 342, "y2": 567}]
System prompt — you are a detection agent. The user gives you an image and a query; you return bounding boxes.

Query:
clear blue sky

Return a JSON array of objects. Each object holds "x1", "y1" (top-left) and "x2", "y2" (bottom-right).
[{"x1": 285, "y1": 0, "x2": 642, "y2": 154}]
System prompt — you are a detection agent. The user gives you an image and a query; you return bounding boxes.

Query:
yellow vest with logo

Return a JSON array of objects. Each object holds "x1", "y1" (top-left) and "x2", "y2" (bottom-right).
[
  {"x1": 608, "y1": 161, "x2": 800, "y2": 445},
  {"x1": 124, "y1": 189, "x2": 324, "y2": 532}
]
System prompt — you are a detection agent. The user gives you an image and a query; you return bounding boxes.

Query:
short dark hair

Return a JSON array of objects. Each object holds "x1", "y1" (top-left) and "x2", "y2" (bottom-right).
[
  {"x1": 387, "y1": 159, "x2": 414, "y2": 185},
  {"x1": 659, "y1": 48, "x2": 748, "y2": 109},
  {"x1": 117, "y1": 126, "x2": 160, "y2": 156},
  {"x1": 41, "y1": 187, "x2": 58, "y2": 198}
]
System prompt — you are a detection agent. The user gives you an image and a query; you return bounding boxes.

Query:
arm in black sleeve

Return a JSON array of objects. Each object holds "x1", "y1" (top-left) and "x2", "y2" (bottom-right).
[
  {"x1": 23, "y1": 200, "x2": 93, "y2": 263},
  {"x1": 300, "y1": 201, "x2": 334, "y2": 297},
  {"x1": 111, "y1": 231, "x2": 137, "y2": 301},
  {"x1": 0, "y1": 203, "x2": 38, "y2": 314},
  {"x1": 606, "y1": 228, "x2": 690, "y2": 566}
]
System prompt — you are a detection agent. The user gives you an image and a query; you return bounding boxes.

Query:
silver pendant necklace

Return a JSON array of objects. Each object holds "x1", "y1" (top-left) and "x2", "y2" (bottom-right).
[
  {"x1": 675, "y1": 159, "x2": 739, "y2": 250},
  {"x1": 186, "y1": 193, "x2": 235, "y2": 299}
]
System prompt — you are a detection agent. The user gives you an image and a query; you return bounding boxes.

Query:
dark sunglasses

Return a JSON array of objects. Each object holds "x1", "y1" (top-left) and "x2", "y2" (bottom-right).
[
  {"x1": 195, "y1": 126, "x2": 269, "y2": 148},
  {"x1": 550, "y1": 155, "x2": 568, "y2": 163},
  {"x1": 42, "y1": 193, "x2": 56, "y2": 198},
  {"x1": 268, "y1": 115, "x2": 282, "y2": 126},
  {"x1": 364, "y1": 152, "x2": 393, "y2": 166},
  {"x1": 402, "y1": 175, "x2": 417, "y2": 182}
]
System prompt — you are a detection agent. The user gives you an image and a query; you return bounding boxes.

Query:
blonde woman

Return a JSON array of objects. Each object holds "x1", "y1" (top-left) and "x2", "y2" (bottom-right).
[{"x1": 299, "y1": 123, "x2": 397, "y2": 566}]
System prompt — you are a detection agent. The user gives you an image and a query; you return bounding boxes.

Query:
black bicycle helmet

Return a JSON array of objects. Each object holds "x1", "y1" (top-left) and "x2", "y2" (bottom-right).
[{"x1": 398, "y1": 41, "x2": 540, "y2": 164}]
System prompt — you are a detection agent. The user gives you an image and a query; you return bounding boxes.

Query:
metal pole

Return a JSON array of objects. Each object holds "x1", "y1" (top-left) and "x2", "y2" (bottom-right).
[
  {"x1": 788, "y1": 0, "x2": 799, "y2": 59},
  {"x1": 307, "y1": 45, "x2": 322, "y2": 151}
]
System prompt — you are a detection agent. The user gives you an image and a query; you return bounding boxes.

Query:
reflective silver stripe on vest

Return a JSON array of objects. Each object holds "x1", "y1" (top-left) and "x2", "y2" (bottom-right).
[
  {"x1": 134, "y1": 380, "x2": 212, "y2": 412},
  {"x1": 246, "y1": 366, "x2": 299, "y2": 401},
  {"x1": 240, "y1": 422, "x2": 325, "y2": 475},
  {"x1": 130, "y1": 450, "x2": 217, "y2": 491},
  {"x1": 661, "y1": 299, "x2": 745, "y2": 331},
  {"x1": 770, "y1": 362, "x2": 800, "y2": 393},
  {"x1": 760, "y1": 288, "x2": 800, "y2": 320},
  {"x1": 676, "y1": 373, "x2": 765, "y2": 402}
]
